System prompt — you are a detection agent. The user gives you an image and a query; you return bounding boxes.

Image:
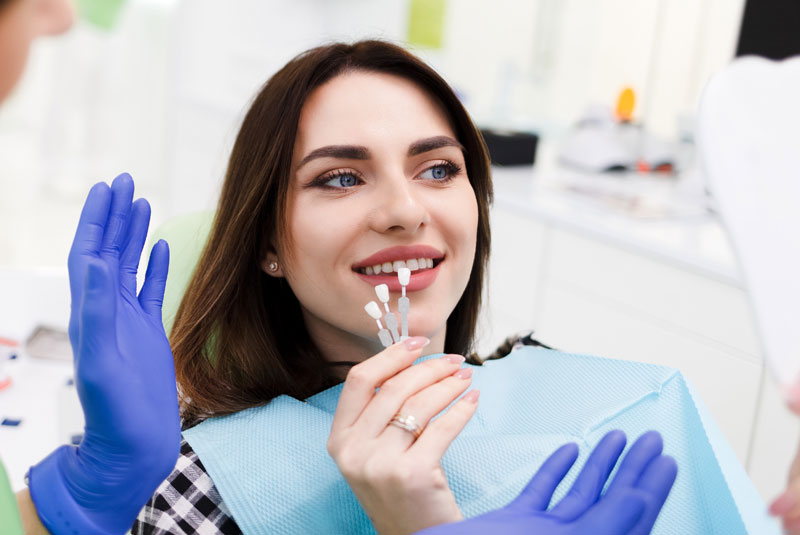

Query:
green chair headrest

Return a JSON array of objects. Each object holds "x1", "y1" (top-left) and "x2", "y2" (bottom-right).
[{"x1": 146, "y1": 211, "x2": 214, "y2": 334}]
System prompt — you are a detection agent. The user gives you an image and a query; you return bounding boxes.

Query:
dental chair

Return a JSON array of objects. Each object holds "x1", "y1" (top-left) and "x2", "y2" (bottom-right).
[{"x1": 147, "y1": 210, "x2": 213, "y2": 334}]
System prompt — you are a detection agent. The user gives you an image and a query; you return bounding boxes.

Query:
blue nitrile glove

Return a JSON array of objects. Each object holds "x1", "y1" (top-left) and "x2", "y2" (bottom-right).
[
  {"x1": 27, "y1": 174, "x2": 181, "y2": 535},
  {"x1": 418, "y1": 430, "x2": 677, "y2": 535}
]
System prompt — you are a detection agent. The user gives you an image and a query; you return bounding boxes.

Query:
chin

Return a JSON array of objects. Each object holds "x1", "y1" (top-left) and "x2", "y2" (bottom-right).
[{"x1": 406, "y1": 314, "x2": 448, "y2": 342}]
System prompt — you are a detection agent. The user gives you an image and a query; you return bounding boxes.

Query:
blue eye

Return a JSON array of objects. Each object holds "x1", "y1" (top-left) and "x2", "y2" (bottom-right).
[
  {"x1": 419, "y1": 162, "x2": 461, "y2": 181},
  {"x1": 324, "y1": 172, "x2": 359, "y2": 188}
]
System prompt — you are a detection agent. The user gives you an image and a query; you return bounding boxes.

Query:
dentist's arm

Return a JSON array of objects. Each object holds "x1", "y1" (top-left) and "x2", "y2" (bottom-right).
[
  {"x1": 16, "y1": 490, "x2": 45, "y2": 535},
  {"x1": 16, "y1": 174, "x2": 181, "y2": 535}
]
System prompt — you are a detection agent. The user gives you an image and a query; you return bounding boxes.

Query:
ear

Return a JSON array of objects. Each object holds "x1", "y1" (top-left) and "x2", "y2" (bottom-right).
[{"x1": 261, "y1": 249, "x2": 284, "y2": 278}]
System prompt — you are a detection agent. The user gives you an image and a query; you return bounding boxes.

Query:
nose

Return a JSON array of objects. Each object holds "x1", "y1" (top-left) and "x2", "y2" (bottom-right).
[{"x1": 369, "y1": 173, "x2": 429, "y2": 235}]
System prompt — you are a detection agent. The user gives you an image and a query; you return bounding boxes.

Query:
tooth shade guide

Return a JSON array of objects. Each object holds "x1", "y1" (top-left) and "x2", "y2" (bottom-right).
[
  {"x1": 375, "y1": 284, "x2": 390, "y2": 303},
  {"x1": 365, "y1": 301, "x2": 383, "y2": 319}
]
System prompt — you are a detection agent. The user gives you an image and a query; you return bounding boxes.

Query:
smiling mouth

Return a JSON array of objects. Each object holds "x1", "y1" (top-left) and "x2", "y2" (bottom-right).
[{"x1": 354, "y1": 257, "x2": 443, "y2": 275}]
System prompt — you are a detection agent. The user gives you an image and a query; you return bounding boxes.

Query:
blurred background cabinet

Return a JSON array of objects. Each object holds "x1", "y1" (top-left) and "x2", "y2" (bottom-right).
[{"x1": 478, "y1": 165, "x2": 799, "y2": 504}]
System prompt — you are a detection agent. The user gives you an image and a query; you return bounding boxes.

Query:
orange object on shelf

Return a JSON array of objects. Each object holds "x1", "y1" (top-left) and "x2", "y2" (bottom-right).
[{"x1": 616, "y1": 87, "x2": 636, "y2": 122}]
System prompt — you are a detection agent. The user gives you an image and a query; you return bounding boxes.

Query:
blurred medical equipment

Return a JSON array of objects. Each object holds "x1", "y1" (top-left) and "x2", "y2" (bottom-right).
[
  {"x1": 24, "y1": 326, "x2": 71, "y2": 361},
  {"x1": 697, "y1": 56, "x2": 800, "y2": 398},
  {"x1": 480, "y1": 129, "x2": 539, "y2": 167},
  {"x1": 0, "y1": 338, "x2": 16, "y2": 391},
  {"x1": 559, "y1": 89, "x2": 677, "y2": 174}
]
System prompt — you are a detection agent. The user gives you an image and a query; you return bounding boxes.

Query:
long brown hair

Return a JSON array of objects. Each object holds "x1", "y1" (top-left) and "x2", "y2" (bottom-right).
[{"x1": 172, "y1": 40, "x2": 493, "y2": 423}]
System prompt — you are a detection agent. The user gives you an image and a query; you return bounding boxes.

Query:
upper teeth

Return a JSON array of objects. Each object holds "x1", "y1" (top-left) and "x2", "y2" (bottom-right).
[{"x1": 362, "y1": 258, "x2": 435, "y2": 275}]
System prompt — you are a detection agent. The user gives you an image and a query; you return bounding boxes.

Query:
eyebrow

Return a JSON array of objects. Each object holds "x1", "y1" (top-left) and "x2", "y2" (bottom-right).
[
  {"x1": 296, "y1": 145, "x2": 370, "y2": 170},
  {"x1": 296, "y1": 136, "x2": 465, "y2": 170},
  {"x1": 407, "y1": 136, "x2": 465, "y2": 156}
]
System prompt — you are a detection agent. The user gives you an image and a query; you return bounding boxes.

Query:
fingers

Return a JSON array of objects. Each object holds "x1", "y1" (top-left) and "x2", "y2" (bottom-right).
[
  {"x1": 408, "y1": 389, "x2": 479, "y2": 461},
  {"x1": 69, "y1": 182, "x2": 112, "y2": 266},
  {"x1": 508, "y1": 442, "x2": 580, "y2": 512},
  {"x1": 77, "y1": 261, "x2": 118, "y2": 372},
  {"x1": 68, "y1": 182, "x2": 112, "y2": 317},
  {"x1": 332, "y1": 336, "x2": 431, "y2": 432},
  {"x1": 784, "y1": 515, "x2": 800, "y2": 535},
  {"x1": 627, "y1": 455, "x2": 677, "y2": 535},
  {"x1": 380, "y1": 367, "x2": 473, "y2": 448},
  {"x1": 604, "y1": 431, "x2": 663, "y2": 497},
  {"x1": 574, "y1": 488, "x2": 647, "y2": 533},
  {"x1": 99, "y1": 173, "x2": 135, "y2": 261},
  {"x1": 138, "y1": 240, "x2": 170, "y2": 318},
  {"x1": 119, "y1": 198, "x2": 152, "y2": 296},
  {"x1": 354, "y1": 354, "x2": 467, "y2": 437},
  {"x1": 549, "y1": 430, "x2": 627, "y2": 521}
]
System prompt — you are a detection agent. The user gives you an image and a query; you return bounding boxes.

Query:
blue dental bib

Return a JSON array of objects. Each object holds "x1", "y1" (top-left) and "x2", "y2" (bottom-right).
[{"x1": 183, "y1": 347, "x2": 778, "y2": 534}]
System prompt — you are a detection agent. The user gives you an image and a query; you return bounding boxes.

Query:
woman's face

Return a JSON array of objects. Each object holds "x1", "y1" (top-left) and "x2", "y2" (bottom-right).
[
  {"x1": 0, "y1": 0, "x2": 74, "y2": 103},
  {"x1": 276, "y1": 71, "x2": 478, "y2": 359}
]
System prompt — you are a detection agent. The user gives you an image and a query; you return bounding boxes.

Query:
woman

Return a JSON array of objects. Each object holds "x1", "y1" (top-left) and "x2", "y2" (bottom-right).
[{"x1": 133, "y1": 40, "x2": 676, "y2": 534}]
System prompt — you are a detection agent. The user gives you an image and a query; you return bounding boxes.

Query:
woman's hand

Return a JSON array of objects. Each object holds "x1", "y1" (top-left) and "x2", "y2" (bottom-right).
[
  {"x1": 769, "y1": 385, "x2": 800, "y2": 533},
  {"x1": 26, "y1": 174, "x2": 181, "y2": 535},
  {"x1": 328, "y1": 337, "x2": 479, "y2": 535}
]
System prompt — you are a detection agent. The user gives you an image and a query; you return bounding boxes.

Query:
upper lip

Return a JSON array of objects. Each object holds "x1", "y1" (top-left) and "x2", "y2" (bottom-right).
[{"x1": 353, "y1": 245, "x2": 444, "y2": 269}]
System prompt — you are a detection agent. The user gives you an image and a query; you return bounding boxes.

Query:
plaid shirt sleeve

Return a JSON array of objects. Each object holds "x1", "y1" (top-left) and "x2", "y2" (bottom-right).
[{"x1": 131, "y1": 439, "x2": 242, "y2": 535}]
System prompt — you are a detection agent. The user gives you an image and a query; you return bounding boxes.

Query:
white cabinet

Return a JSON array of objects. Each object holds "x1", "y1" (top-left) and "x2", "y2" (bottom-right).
[
  {"x1": 534, "y1": 230, "x2": 762, "y2": 464},
  {"x1": 482, "y1": 170, "x2": 798, "y2": 502}
]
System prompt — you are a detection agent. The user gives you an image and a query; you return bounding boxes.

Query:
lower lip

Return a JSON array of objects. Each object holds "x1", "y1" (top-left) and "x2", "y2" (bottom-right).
[{"x1": 354, "y1": 262, "x2": 441, "y2": 292}]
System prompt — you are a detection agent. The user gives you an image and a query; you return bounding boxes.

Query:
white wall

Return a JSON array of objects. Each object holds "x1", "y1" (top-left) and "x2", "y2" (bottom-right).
[{"x1": 0, "y1": 0, "x2": 747, "y2": 267}]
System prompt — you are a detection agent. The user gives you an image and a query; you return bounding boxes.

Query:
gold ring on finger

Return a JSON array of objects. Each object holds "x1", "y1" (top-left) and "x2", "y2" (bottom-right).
[{"x1": 389, "y1": 413, "x2": 424, "y2": 439}]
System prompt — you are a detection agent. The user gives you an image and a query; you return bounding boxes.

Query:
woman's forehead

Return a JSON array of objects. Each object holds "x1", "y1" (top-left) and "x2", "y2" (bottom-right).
[{"x1": 294, "y1": 71, "x2": 456, "y2": 157}]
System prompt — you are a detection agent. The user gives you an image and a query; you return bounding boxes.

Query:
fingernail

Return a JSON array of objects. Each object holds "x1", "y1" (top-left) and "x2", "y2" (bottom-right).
[
  {"x1": 769, "y1": 491, "x2": 797, "y2": 516},
  {"x1": 463, "y1": 390, "x2": 480, "y2": 403},
  {"x1": 403, "y1": 336, "x2": 430, "y2": 351},
  {"x1": 441, "y1": 354, "x2": 465, "y2": 364},
  {"x1": 454, "y1": 368, "x2": 473, "y2": 379}
]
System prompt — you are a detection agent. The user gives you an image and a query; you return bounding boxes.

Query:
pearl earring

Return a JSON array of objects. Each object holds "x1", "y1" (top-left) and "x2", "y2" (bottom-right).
[{"x1": 268, "y1": 262, "x2": 278, "y2": 272}]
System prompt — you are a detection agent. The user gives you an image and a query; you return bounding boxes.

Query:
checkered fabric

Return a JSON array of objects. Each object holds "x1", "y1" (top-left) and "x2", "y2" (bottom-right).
[
  {"x1": 132, "y1": 440, "x2": 242, "y2": 534},
  {"x1": 131, "y1": 333, "x2": 547, "y2": 534}
]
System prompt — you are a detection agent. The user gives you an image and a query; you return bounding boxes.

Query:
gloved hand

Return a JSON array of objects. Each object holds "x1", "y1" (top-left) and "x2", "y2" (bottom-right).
[
  {"x1": 27, "y1": 174, "x2": 181, "y2": 535},
  {"x1": 418, "y1": 430, "x2": 677, "y2": 535}
]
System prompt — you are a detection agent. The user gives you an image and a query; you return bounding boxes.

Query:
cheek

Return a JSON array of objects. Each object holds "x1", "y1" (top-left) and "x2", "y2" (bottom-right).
[
  {"x1": 0, "y1": 7, "x2": 35, "y2": 102},
  {"x1": 446, "y1": 185, "x2": 479, "y2": 266},
  {"x1": 283, "y1": 197, "x2": 358, "y2": 286}
]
